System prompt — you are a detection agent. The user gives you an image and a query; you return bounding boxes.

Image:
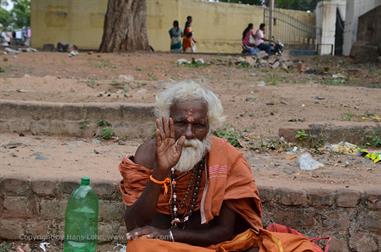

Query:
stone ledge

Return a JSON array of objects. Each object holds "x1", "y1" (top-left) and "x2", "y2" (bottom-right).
[
  {"x1": 0, "y1": 99, "x2": 155, "y2": 139},
  {"x1": 279, "y1": 121, "x2": 381, "y2": 145},
  {"x1": 0, "y1": 177, "x2": 380, "y2": 251}
]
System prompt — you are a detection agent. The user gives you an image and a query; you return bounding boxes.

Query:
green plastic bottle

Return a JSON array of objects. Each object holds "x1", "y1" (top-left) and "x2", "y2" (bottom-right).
[{"x1": 64, "y1": 176, "x2": 99, "y2": 252}]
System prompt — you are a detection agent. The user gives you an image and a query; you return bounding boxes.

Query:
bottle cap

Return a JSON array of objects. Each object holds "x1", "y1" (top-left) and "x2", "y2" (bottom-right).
[{"x1": 81, "y1": 176, "x2": 90, "y2": 185}]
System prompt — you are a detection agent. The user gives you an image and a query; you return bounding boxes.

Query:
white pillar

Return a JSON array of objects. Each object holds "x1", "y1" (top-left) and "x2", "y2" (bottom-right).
[
  {"x1": 319, "y1": 1, "x2": 337, "y2": 55},
  {"x1": 343, "y1": 0, "x2": 381, "y2": 56}
]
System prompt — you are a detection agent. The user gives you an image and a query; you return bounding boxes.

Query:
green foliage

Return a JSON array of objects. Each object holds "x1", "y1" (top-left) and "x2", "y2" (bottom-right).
[
  {"x1": 0, "y1": 7, "x2": 12, "y2": 30},
  {"x1": 96, "y1": 120, "x2": 113, "y2": 140},
  {"x1": 94, "y1": 59, "x2": 116, "y2": 69},
  {"x1": 322, "y1": 77, "x2": 346, "y2": 86},
  {"x1": 11, "y1": 0, "x2": 30, "y2": 28},
  {"x1": 342, "y1": 112, "x2": 353, "y2": 121},
  {"x1": 219, "y1": 0, "x2": 319, "y2": 10},
  {"x1": 219, "y1": 0, "x2": 263, "y2": 5},
  {"x1": 101, "y1": 127, "x2": 113, "y2": 140},
  {"x1": 365, "y1": 133, "x2": 381, "y2": 148},
  {"x1": 295, "y1": 129, "x2": 307, "y2": 141},
  {"x1": 237, "y1": 61, "x2": 251, "y2": 68},
  {"x1": 79, "y1": 119, "x2": 90, "y2": 130},
  {"x1": 0, "y1": 0, "x2": 30, "y2": 30},
  {"x1": 276, "y1": 0, "x2": 320, "y2": 11},
  {"x1": 0, "y1": 242, "x2": 12, "y2": 252},
  {"x1": 265, "y1": 73, "x2": 284, "y2": 86},
  {"x1": 97, "y1": 119, "x2": 112, "y2": 127},
  {"x1": 214, "y1": 127, "x2": 242, "y2": 148}
]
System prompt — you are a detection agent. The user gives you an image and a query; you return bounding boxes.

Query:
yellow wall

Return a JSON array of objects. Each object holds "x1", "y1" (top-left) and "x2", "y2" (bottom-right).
[{"x1": 31, "y1": 0, "x2": 315, "y2": 53}]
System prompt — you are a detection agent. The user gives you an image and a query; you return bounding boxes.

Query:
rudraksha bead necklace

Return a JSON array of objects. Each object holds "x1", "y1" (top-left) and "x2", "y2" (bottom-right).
[{"x1": 170, "y1": 157, "x2": 205, "y2": 229}]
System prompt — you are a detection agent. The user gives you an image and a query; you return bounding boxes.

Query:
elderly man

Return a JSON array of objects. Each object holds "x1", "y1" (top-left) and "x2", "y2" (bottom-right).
[{"x1": 119, "y1": 81, "x2": 321, "y2": 251}]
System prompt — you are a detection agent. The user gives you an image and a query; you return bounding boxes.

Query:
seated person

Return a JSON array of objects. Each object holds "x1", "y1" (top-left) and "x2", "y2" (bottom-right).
[
  {"x1": 254, "y1": 23, "x2": 274, "y2": 54},
  {"x1": 119, "y1": 81, "x2": 324, "y2": 251},
  {"x1": 242, "y1": 23, "x2": 259, "y2": 55}
]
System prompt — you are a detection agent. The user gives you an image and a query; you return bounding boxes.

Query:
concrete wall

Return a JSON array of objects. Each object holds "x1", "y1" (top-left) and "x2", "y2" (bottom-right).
[
  {"x1": 357, "y1": 5, "x2": 381, "y2": 47},
  {"x1": 343, "y1": 0, "x2": 381, "y2": 56},
  {"x1": 1, "y1": 176, "x2": 380, "y2": 251},
  {"x1": 31, "y1": 0, "x2": 314, "y2": 53}
]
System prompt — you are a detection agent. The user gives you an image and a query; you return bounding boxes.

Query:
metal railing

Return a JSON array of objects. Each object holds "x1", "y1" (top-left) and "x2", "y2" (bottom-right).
[{"x1": 264, "y1": 8, "x2": 318, "y2": 48}]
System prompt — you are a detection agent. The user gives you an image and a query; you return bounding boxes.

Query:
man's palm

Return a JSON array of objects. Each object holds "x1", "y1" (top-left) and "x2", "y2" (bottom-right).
[{"x1": 156, "y1": 117, "x2": 185, "y2": 171}]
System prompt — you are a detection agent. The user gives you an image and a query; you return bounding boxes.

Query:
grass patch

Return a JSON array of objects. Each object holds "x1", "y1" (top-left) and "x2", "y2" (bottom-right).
[
  {"x1": 96, "y1": 120, "x2": 114, "y2": 140},
  {"x1": 295, "y1": 129, "x2": 308, "y2": 141},
  {"x1": 265, "y1": 73, "x2": 284, "y2": 86},
  {"x1": 214, "y1": 127, "x2": 242, "y2": 148},
  {"x1": 0, "y1": 242, "x2": 12, "y2": 252},
  {"x1": 295, "y1": 129, "x2": 326, "y2": 150},
  {"x1": 322, "y1": 77, "x2": 346, "y2": 86},
  {"x1": 94, "y1": 59, "x2": 116, "y2": 69},
  {"x1": 236, "y1": 62, "x2": 251, "y2": 69},
  {"x1": 101, "y1": 127, "x2": 113, "y2": 140},
  {"x1": 79, "y1": 119, "x2": 90, "y2": 130},
  {"x1": 86, "y1": 78, "x2": 97, "y2": 88},
  {"x1": 147, "y1": 72, "x2": 158, "y2": 81},
  {"x1": 247, "y1": 137, "x2": 293, "y2": 152},
  {"x1": 364, "y1": 132, "x2": 381, "y2": 147},
  {"x1": 341, "y1": 112, "x2": 354, "y2": 121},
  {"x1": 97, "y1": 119, "x2": 112, "y2": 127},
  {"x1": 366, "y1": 83, "x2": 381, "y2": 88}
]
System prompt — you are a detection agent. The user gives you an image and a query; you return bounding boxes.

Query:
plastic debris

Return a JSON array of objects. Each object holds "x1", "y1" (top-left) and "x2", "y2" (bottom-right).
[
  {"x1": 327, "y1": 141, "x2": 358, "y2": 155},
  {"x1": 298, "y1": 152, "x2": 324, "y2": 171},
  {"x1": 358, "y1": 149, "x2": 381, "y2": 163},
  {"x1": 176, "y1": 59, "x2": 191, "y2": 65},
  {"x1": 39, "y1": 242, "x2": 50, "y2": 252},
  {"x1": 195, "y1": 58, "x2": 205, "y2": 64},
  {"x1": 114, "y1": 243, "x2": 126, "y2": 252}
]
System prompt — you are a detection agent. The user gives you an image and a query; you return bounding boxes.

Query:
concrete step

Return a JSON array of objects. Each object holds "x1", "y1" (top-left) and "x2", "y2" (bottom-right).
[{"x1": 0, "y1": 99, "x2": 154, "y2": 139}]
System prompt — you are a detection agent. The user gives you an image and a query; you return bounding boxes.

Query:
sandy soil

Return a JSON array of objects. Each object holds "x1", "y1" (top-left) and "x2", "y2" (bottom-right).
[
  {"x1": 0, "y1": 52, "x2": 380, "y2": 190},
  {"x1": 1, "y1": 133, "x2": 379, "y2": 189}
]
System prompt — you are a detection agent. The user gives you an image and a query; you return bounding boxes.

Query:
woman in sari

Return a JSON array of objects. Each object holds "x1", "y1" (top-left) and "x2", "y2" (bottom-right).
[
  {"x1": 183, "y1": 16, "x2": 197, "y2": 52},
  {"x1": 169, "y1": 20, "x2": 183, "y2": 53},
  {"x1": 242, "y1": 23, "x2": 259, "y2": 55}
]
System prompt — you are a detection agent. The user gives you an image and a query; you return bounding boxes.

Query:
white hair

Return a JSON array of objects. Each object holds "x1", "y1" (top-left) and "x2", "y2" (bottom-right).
[{"x1": 155, "y1": 80, "x2": 225, "y2": 131}]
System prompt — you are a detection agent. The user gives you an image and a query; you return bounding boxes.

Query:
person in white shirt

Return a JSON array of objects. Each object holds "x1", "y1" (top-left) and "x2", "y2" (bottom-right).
[{"x1": 254, "y1": 23, "x2": 273, "y2": 54}]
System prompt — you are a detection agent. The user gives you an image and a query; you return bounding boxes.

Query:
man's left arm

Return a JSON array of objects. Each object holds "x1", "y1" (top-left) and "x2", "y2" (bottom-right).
[
  {"x1": 171, "y1": 202, "x2": 235, "y2": 246},
  {"x1": 126, "y1": 202, "x2": 236, "y2": 247}
]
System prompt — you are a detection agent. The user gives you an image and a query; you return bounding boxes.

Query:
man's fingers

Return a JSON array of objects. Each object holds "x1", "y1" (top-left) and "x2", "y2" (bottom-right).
[
  {"x1": 155, "y1": 129, "x2": 162, "y2": 146},
  {"x1": 156, "y1": 118, "x2": 165, "y2": 141},
  {"x1": 169, "y1": 117, "x2": 175, "y2": 138},
  {"x1": 162, "y1": 116, "x2": 170, "y2": 138},
  {"x1": 126, "y1": 226, "x2": 153, "y2": 240},
  {"x1": 176, "y1": 136, "x2": 185, "y2": 153}
]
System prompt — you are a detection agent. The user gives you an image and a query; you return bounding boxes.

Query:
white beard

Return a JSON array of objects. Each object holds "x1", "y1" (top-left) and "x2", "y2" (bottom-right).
[{"x1": 174, "y1": 135, "x2": 211, "y2": 173}]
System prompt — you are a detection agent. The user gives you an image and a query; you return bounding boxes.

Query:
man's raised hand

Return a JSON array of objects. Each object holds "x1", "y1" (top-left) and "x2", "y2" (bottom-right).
[{"x1": 155, "y1": 117, "x2": 185, "y2": 173}]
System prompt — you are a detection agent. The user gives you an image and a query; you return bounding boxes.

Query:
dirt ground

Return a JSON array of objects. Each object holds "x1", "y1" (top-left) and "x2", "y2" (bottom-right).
[
  {"x1": 0, "y1": 51, "x2": 381, "y2": 187},
  {"x1": 1, "y1": 52, "x2": 381, "y2": 139}
]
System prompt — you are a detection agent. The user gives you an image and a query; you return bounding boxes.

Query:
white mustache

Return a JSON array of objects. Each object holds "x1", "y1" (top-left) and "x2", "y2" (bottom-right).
[{"x1": 183, "y1": 139, "x2": 200, "y2": 148}]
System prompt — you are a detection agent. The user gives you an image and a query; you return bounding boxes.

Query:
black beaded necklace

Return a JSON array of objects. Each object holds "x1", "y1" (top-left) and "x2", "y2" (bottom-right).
[{"x1": 170, "y1": 157, "x2": 206, "y2": 229}]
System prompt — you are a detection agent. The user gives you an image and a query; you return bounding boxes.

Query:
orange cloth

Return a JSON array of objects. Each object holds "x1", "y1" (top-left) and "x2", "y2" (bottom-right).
[
  {"x1": 182, "y1": 37, "x2": 193, "y2": 51},
  {"x1": 119, "y1": 136, "x2": 322, "y2": 252},
  {"x1": 119, "y1": 136, "x2": 262, "y2": 229}
]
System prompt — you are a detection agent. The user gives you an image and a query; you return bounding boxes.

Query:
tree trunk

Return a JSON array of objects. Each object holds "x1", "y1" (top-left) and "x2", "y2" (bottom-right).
[{"x1": 99, "y1": 0, "x2": 149, "y2": 52}]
